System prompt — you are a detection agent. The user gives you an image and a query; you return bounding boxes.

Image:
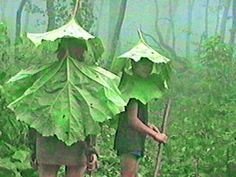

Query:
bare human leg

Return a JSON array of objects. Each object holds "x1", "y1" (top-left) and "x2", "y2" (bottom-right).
[
  {"x1": 38, "y1": 164, "x2": 60, "y2": 177},
  {"x1": 65, "y1": 165, "x2": 87, "y2": 177},
  {"x1": 120, "y1": 154, "x2": 139, "y2": 177}
]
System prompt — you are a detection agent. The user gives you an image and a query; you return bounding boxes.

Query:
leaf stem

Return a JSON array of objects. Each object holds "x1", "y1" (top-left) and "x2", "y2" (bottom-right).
[
  {"x1": 137, "y1": 28, "x2": 149, "y2": 46},
  {"x1": 72, "y1": 0, "x2": 80, "y2": 19}
]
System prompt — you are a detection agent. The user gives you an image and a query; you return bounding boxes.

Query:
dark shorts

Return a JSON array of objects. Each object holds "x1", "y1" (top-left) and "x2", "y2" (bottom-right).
[
  {"x1": 130, "y1": 150, "x2": 142, "y2": 159},
  {"x1": 36, "y1": 134, "x2": 87, "y2": 166},
  {"x1": 118, "y1": 150, "x2": 143, "y2": 159}
]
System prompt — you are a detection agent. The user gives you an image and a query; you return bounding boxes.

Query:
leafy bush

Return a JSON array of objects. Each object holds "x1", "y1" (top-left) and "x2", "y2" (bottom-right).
[
  {"x1": 159, "y1": 36, "x2": 236, "y2": 176},
  {"x1": 0, "y1": 23, "x2": 56, "y2": 177}
]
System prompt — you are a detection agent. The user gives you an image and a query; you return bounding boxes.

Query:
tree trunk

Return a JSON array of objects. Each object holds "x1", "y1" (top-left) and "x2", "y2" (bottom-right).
[
  {"x1": 220, "y1": 0, "x2": 232, "y2": 41},
  {"x1": 205, "y1": 0, "x2": 210, "y2": 38},
  {"x1": 107, "y1": 0, "x2": 128, "y2": 66},
  {"x1": 229, "y1": 0, "x2": 236, "y2": 44},
  {"x1": 22, "y1": 9, "x2": 29, "y2": 33},
  {"x1": 165, "y1": 0, "x2": 178, "y2": 50},
  {"x1": 170, "y1": 0, "x2": 177, "y2": 50},
  {"x1": 215, "y1": 0, "x2": 222, "y2": 34},
  {"x1": 16, "y1": 0, "x2": 28, "y2": 41},
  {"x1": 46, "y1": 0, "x2": 56, "y2": 31},
  {"x1": 0, "y1": 0, "x2": 6, "y2": 22},
  {"x1": 94, "y1": 0, "x2": 104, "y2": 34},
  {"x1": 186, "y1": 0, "x2": 195, "y2": 58}
]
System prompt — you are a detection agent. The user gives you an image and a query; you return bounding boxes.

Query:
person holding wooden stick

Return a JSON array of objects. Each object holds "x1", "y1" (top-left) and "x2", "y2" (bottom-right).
[{"x1": 113, "y1": 35, "x2": 171, "y2": 177}]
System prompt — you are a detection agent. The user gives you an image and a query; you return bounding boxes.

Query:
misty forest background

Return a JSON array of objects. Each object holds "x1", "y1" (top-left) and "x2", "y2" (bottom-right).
[{"x1": 0, "y1": 0, "x2": 236, "y2": 177}]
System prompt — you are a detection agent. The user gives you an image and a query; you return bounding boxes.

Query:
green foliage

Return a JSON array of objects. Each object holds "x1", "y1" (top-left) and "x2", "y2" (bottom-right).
[
  {"x1": 96, "y1": 124, "x2": 120, "y2": 177},
  {"x1": 0, "y1": 24, "x2": 60, "y2": 176},
  {"x1": 200, "y1": 36, "x2": 233, "y2": 67},
  {"x1": 119, "y1": 73, "x2": 164, "y2": 104},
  {"x1": 0, "y1": 80, "x2": 34, "y2": 177},
  {"x1": 159, "y1": 36, "x2": 236, "y2": 176},
  {"x1": 0, "y1": 148, "x2": 33, "y2": 177}
]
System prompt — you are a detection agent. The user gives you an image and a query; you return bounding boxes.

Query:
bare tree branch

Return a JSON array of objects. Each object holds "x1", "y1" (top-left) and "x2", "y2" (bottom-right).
[
  {"x1": 205, "y1": 0, "x2": 210, "y2": 38},
  {"x1": 46, "y1": 0, "x2": 56, "y2": 31},
  {"x1": 186, "y1": 0, "x2": 195, "y2": 58},
  {"x1": 229, "y1": 0, "x2": 236, "y2": 44},
  {"x1": 107, "y1": 0, "x2": 128, "y2": 66},
  {"x1": 215, "y1": 0, "x2": 222, "y2": 35},
  {"x1": 165, "y1": 0, "x2": 177, "y2": 50},
  {"x1": 154, "y1": 0, "x2": 177, "y2": 58}
]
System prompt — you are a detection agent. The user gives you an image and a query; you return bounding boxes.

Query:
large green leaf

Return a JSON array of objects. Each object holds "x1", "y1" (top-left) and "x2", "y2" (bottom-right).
[
  {"x1": 119, "y1": 73, "x2": 165, "y2": 104},
  {"x1": 27, "y1": 19, "x2": 94, "y2": 46},
  {"x1": 111, "y1": 40, "x2": 171, "y2": 77},
  {"x1": 6, "y1": 57, "x2": 125, "y2": 146},
  {"x1": 3, "y1": 64, "x2": 53, "y2": 104},
  {"x1": 118, "y1": 41, "x2": 170, "y2": 63},
  {"x1": 112, "y1": 40, "x2": 172, "y2": 103},
  {"x1": 27, "y1": 18, "x2": 104, "y2": 62}
]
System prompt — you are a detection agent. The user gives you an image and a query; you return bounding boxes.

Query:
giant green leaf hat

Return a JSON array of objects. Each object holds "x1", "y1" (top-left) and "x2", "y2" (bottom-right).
[
  {"x1": 113, "y1": 33, "x2": 172, "y2": 104},
  {"x1": 27, "y1": 18, "x2": 103, "y2": 62},
  {"x1": 4, "y1": 19, "x2": 126, "y2": 146},
  {"x1": 118, "y1": 41, "x2": 170, "y2": 64}
]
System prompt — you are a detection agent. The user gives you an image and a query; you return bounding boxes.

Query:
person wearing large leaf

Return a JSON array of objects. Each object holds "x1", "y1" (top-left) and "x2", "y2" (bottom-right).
[
  {"x1": 5, "y1": 19, "x2": 125, "y2": 177},
  {"x1": 113, "y1": 36, "x2": 171, "y2": 177}
]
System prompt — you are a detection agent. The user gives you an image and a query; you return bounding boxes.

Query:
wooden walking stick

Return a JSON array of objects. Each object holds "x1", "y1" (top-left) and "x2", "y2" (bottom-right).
[{"x1": 154, "y1": 99, "x2": 172, "y2": 177}]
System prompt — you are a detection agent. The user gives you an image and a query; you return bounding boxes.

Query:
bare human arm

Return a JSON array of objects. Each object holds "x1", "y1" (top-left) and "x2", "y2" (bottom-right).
[
  {"x1": 85, "y1": 135, "x2": 99, "y2": 172},
  {"x1": 148, "y1": 124, "x2": 160, "y2": 133},
  {"x1": 127, "y1": 100, "x2": 168, "y2": 143}
]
